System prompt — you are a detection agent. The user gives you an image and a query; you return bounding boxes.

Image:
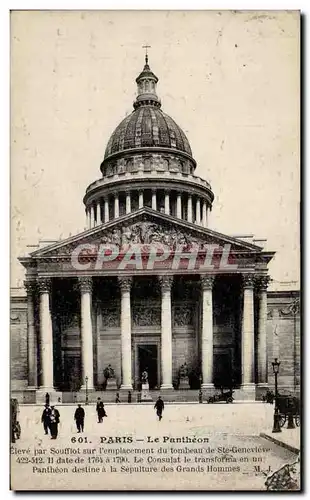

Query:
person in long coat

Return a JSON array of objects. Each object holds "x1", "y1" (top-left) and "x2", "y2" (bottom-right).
[
  {"x1": 41, "y1": 404, "x2": 51, "y2": 435},
  {"x1": 74, "y1": 404, "x2": 85, "y2": 433},
  {"x1": 49, "y1": 406, "x2": 60, "y2": 439},
  {"x1": 96, "y1": 399, "x2": 107, "y2": 423},
  {"x1": 154, "y1": 396, "x2": 164, "y2": 421}
]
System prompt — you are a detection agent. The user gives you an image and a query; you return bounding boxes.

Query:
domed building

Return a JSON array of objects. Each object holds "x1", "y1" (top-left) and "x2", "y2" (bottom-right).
[
  {"x1": 83, "y1": 54, "x2": 213, "y2": 229},
  {"x1": 11, "y1": 55, "x2": 300, "y2": 403}
]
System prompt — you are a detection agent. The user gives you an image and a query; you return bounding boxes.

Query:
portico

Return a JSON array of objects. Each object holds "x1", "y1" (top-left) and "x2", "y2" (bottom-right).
[{"x1": 21, "y1": 208, "x2": 273, "y2": 401}]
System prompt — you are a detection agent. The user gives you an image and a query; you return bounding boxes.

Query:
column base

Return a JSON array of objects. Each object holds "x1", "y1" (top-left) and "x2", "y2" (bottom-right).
[
  {"x1": 120, "y1": 384, "x2": 133, "y2": 391},
  {"x1": 239, "y1": 383, "x2": 256, "y2": 401},
  {"x1": 37, "y1": 386, "x2": 55, "y2": 393},
  {"x1": 201, "y1": 383, "x2": 214, "y2": 389},
  {"x1": 201, "y1": 383, "x2": 214, "y2": 398},
  {"x1": 80, "y1": 384, "x2": 94, "y2": 391},
  {"x1": 160, "y1": 384, "x2": 174, "y2": 390}
]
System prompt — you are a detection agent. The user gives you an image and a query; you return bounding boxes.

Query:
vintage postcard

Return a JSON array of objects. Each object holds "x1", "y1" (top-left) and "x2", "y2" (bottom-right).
[{"x1": 10, "y1": 10, "x2": 300, "y2": 491}]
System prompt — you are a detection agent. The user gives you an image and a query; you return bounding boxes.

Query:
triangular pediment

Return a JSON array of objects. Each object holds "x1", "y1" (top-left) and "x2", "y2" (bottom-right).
[{"x1": 29, "y1": 207, "x2": 264, "y2": 258}]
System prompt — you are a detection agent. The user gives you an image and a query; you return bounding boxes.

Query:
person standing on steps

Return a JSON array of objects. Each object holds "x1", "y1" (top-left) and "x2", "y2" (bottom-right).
[
  {"x1": 74, "y1": 404, "x2": 85, "y2": 433},
  {"x1": 154, "y1": 396, "x2": 164, "y2": 421},
  {"x1": 45, "y1": 392, "x2": 50, "y2": 406}
]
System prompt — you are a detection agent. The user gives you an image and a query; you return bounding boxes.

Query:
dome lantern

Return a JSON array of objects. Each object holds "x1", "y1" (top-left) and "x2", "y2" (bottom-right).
[{"x1": 134, "y1": 51, "x2": 161, "y2": 109}]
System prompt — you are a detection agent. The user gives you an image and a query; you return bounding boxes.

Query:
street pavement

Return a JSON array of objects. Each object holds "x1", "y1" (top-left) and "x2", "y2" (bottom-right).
[{"x1": 11, "y1": 403, "x2": 299, "y2": 491}]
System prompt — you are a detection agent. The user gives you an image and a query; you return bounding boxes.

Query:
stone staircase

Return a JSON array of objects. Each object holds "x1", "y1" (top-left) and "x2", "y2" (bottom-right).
[{"x1": 62, "y1": 389, "x2": 202, "y2": 404}]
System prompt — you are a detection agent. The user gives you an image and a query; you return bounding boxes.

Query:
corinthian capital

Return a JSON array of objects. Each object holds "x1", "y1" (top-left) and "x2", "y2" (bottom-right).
[
  {"x1": 118, "y1": 277, "x2": 133, "y2": 293},
  {"x1": 200, "y1": 275, "x2": 215, "y2": 290},
  {"x1": 24, "y1": 280, "x2": 36, "y2": 295},
  {"x1": 37, "y1": 277, "x2": 51, "y2": 294},
  {"x1": 158, "y1": 275, "x2": 174, "y2": 292},
  {"x1": 242, "y1": 274, "x2": 255, "y2": 289},
  {"x1": 256, "y1": 275, "x2": 271, "y2": 291},
  {"x1": 78, "y1": 276, "x2": 93, "y2": 293}
]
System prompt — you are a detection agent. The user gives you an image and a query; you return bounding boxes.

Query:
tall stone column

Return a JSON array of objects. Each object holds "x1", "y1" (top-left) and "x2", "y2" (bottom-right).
[
  {"x1": 200, "y1": 275, "x2": 214, "y2": 389},
  {"x1": 104, "y1": 198, "x2": 109, "y2": 223},
  {"x1": 195, "y1": 198, "x2": 201, "y2": 225},
  {"x1": 138, "y1": 190, "x2": 144, "y2": 209},
  {"x1": 37, "y1": 278, "x2": 54, "y2": 390},
  {"x1": 78, "y1": 277, "x2": 94, "y2": 390},
  {"x1": 114, "y1": 194, "x2": 119, "y2": 218},
  {"x1": 159, "y1": 276, "x2": 173, "y2": 389},
  {"x1": 96, "y1": 200, "x2": 101, "y2": 226},
  {"x1": 164, "y1": 191, "x2": 170, "y2": 215},
  {"x1": 176, "y1": 193, "x2": 182, "y2": 219},
  {"x1": 202, "y1": 201, "x2": 207, "y2": 227},
  {"x1": 86, "y1": 208, "x2": 90, "y2": 230},
  {"x1": 90, "y1": 204, "x2": 95, "y2": 228},
  {"x1": 241, "y1": 274, "x2": 255, "y2": 389},
  {"x1": 257, "y1": 276, "x2": 270, "y2": 386},
  {"x1": 119, "y1": 277, "x2": 133, "y2": 390},
  {"x1": 187, "y1": 195, "x2": 193, "y2": 223},
  {"x1": 152, "y1": 189, "x2": 157, "y2": 210},
  {"x1": 126, "y1": 192, "x2": 131, "y2": 214},
  {"x1": 25, "y1": 280, "x2": 37, "y2": 388}
]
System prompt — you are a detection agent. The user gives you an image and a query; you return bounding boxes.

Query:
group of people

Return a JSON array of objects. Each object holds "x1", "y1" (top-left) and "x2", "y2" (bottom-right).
[{"x1": 40, "y1": 396, "x2": 164, "y2": 438}]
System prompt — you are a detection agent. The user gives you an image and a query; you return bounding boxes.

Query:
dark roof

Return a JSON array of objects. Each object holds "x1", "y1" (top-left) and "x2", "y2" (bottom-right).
[{"x1": 104, "y1": 105, "x2": 192, "y2": 159}]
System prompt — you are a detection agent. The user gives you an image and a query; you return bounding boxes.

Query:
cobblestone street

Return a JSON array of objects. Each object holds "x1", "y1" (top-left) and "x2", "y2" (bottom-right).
[{"x1": 10, "y1": 403, "x2": 299, "y2": 491}]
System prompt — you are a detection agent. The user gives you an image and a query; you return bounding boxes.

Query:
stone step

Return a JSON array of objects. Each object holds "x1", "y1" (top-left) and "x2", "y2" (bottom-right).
[{"x1": 61, "y1": 390, "x2": 202, "y2": 404}]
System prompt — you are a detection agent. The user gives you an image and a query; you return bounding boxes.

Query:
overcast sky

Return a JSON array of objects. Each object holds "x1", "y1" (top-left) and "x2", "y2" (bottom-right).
[{"x1": 10, "y1": 10, "x2": 300, "y2": 290}]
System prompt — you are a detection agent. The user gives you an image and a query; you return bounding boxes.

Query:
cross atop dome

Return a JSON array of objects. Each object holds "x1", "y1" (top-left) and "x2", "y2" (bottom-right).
[{"x1": 142, "y1": 44, "x2": 151, "y2": 65}]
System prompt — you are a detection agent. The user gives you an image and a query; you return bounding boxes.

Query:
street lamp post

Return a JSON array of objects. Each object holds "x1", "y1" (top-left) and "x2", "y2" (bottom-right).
[
  {"x1": 85, "y1": 376, "x2": 89, "y2": 405},
  {"x1": 272, "y1": 358, "x2": 281, "y2": 433}
]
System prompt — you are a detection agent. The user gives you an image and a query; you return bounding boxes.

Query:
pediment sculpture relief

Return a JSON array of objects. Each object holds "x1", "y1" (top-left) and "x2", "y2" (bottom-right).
[{"x1": 95, "y1": 221, "x2": 209, "y2": 250}]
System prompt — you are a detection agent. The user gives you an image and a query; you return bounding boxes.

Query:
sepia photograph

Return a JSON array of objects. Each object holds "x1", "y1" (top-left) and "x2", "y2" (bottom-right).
[{"x1": 10, "y1": 10, "x2": 300, "y2": 491}]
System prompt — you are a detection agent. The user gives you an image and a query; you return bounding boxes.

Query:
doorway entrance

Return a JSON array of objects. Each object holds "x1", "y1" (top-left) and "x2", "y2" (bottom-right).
[
  {"x1": 213, "y1": 351, "x2": 233, "y2": 389},
  {"x1": 138, "y1": 344, "x2": 158, "y2": 390}
]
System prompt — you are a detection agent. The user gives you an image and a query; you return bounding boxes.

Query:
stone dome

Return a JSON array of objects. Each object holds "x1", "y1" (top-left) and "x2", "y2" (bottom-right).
[
  {"x1": 104, "y1": 106, "x2": 192, "y2": 160},
  {"x1": 84, "y1": 54, "x2": 214, "y2": 230}
]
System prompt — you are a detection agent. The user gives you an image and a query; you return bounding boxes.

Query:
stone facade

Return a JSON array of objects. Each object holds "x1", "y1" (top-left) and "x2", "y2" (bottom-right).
[{"x1": 10, "y1": 279, "x2": 300, "y2": 402}]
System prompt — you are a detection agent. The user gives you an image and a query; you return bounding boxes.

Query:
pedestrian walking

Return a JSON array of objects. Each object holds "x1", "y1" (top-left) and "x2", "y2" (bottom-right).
[
  {"x1": 128, "y1": 391, "x2": 132, "y2": 403},
  {"x1": 96, "y1": 398, "x2": 107, "y2": 423},
  {"x1": 74, "y1": 404, "x2": 85, "y2": 433},
  {"x1": 154, "y1": 396, "x2": 164, "y2": 421},
  {"x1": 41, "y1": 404, "x2": 51, "y2": 435},
  {"x1": 45, "y1": 392, "x2": 50, "y2": 406},
  {"x1": 115, "y1": 393, "x2": 120, "y2": 403},
  {"x1": 49, "y1": 406, "x2": 60, "y2": 439}
]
